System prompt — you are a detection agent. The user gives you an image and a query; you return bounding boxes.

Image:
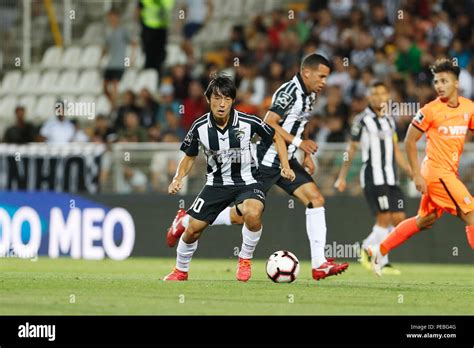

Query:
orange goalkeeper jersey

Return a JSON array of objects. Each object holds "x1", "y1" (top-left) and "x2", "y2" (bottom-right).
[{"x1": 411, "y1": 96, "x2": 474, "y2": 178}]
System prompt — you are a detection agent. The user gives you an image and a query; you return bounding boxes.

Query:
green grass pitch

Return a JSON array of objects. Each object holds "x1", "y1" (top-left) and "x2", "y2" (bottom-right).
[{"x1": 1, "y1": 257, "x2": 473, "y2": 315}]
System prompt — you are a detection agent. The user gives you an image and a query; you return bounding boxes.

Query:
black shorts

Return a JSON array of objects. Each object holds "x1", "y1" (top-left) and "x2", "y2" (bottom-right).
[
  {"x1": 187, "y1": 183, "x2": 265, "y2": 224},
  {"x1": 104, "y1": 68, "x2": 124, "y2": 81},
  {"x1": 363, "y1": 184, "x2": 405, "y2": 215},
  {"x1": 257, "y1": 158, "x2": 314, "y2": 195}
]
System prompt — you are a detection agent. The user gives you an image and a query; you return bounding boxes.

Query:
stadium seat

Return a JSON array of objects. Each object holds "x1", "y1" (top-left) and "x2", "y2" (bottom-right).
[
  {"x1": 61, "y1": 46, "x2": 82, "y2": 68},
  {"x1": 164, "y1": 44, "x2": 187, "y2": 67},
  {"x1": 36, "y1": 95, "x2": 57, "y2": 122},
  {"x1": 36, "y1": 70, "x2": 60, "y2": 95},
  {"x1": 0, "y1": 70, "x2": 22, "y2": 95},
  {"x1": 75, "y1": 70, "x2": 102, "y2": 95},
  {"x1": 118, "y1": 69, "x2": 138, "y2": 94},
  {"x1": 81, "y1": 22, "x2": 105, "y2": 45},
  {"x1": 0, "y1": 95, "x2": 18, "y2": 121},
  {"x1": 16, "y1": 71, "x2": 41, "y2": 94},
  {"x1": 18, "y1": 95, "x2": 37, "y2": 121},
  {"x1": 133, "y1": 69, "x2": 158, "y2": 93},
  {"x1": 40, "y1": 46, "x2": 63, "y2": 69},
  {"x1": 95, "y1": 95, "x2": 112, "y2": 115},
  {"x1": 53, "y1": 70, "x2": 79, "y2": 94},
  {"x1": 79, "y1": 45, "x2": 103, "y2": 68}
]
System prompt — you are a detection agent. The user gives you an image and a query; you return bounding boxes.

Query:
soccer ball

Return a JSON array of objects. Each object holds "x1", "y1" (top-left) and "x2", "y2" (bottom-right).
[{"x1": 266, "y1": 250, "x2": 300, "y2": 283}]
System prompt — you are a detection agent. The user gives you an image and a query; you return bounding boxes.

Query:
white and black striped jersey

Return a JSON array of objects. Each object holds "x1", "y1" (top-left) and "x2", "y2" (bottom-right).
[
  {"x1": 257, "y1": 73, "x2": 317, "y2": 169},
  {"x1": 181, "y1": 109, "x2": 275, "y2": 186},
  {"x1": 351, "y1": 106, "x2": 398, "y2": 188}
]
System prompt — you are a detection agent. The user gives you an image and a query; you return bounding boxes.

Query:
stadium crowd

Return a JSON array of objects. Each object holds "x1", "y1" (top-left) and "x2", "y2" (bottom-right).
[
  {"x1": 3, "y1": 0, "x2": 474, "y2": 146},
  {"x1": 1, "y1": 0, "x2": 473, "y2": 194}
]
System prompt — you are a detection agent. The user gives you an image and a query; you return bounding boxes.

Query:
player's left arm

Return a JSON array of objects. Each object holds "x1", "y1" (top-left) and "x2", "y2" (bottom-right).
[{"x1": 393, "y1": 134, "x2": 413, "y2": 179}]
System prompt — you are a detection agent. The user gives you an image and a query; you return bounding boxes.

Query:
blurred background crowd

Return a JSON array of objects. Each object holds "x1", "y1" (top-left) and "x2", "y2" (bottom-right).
[{"x1": 0, "y1": 0, "x2": 472, "y2": 194}]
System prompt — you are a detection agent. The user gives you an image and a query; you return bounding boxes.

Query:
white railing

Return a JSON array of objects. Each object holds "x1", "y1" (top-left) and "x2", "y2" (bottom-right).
[{"x1": 104, "y1": 142, "x2": 474, "y2": 196}]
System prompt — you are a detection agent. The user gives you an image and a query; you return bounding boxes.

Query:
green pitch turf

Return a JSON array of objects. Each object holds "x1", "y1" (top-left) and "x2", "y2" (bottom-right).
[{"x1": 1, "y1": 257, "x2": 473, "y2": 315}]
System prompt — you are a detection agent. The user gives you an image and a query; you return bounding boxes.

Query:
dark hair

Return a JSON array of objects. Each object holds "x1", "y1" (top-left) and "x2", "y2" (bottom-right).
[
  {"x1": 301, "y1": 53, "x2": 332, "y2": 71},
  {"x1": 204, "y1": 73, "x2": 236, "y2": 100},
  {"x1": 370, "y1": 81, "x2": 388, "y2": 90},
  {"x1": 430, "y1": 58, "x2": 460, "y2": 78}
]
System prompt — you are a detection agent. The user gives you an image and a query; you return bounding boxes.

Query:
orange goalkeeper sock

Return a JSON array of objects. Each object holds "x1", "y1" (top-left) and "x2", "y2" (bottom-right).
[
  {"x1": 380, "y1": 217, "x2": 420, "y2": 255},
  {"x1": 466, "y1": 226, "x2": 474, "y2": 250}
]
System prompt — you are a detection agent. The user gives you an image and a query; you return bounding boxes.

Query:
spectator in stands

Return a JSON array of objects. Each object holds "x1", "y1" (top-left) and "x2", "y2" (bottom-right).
[
  {"x1": 117, "y1": 111, "x2": 148, "y2": 142},
  {"x1": 236, "y1": 60, "x2": 266, "y2": 114},
  {"x1": 180, "y1": 0, "x2": 212, "y2": 64},
  {"x1": 395, "y1": 34, "x2": 422, "y2": 75},
  {"x1": 170, "y1": 64, "x2": 192, "y2": 100},
  {"x1": 181, "y1": 80, "x2": 207, "y2": 131},
  {"x1": 350, "y1": 31, "x2": 375, "y2": 70},
  {"x1": 114, "y1": 90, "x2": 142, "y2": 131},
  {"x1": 39, "y1": 102, "x2": 75, "y2": 144},
  {"x1": 369, "y1": 4, "x2": 395, "y2": 49},
  {"x1": 229, "y1": 25, "x2": 248, "y2": 58},
  {"x1": 70, "y1": 119, "x2": 89, "y2": 142},
  {"x1": 150, "y1": 133, "x2": 184, "y2": 192},
  {"x1": 121, "y1": 165, "x2": 148, "y2": 193},
  {"x1": 147, "y1": 124, "x2": 162, "y2": 142},
  {"x1": 324, "y1": 85, "x2": 349, "y2": 127},
  {"x1": 3, "y1": 106, "x2": 36, "y2": 144},
  {"x1": 91, "y1": 114, "x2": 117, "y2": 143},
  {"x1": 161, "y1": 107, "x2": 185, "y2": 141},
  {"x1": 103, "y1": 9, "x2": 137, "y2": 108},
  {"x1": 137, "y1": 88, "x2": 159, "y2": 128},
  {"x1": 137, "y1": 0, "x2": 175, "y2": 75},
  {"x1": 157, "y1": 82, "x2": 181, "y2": 126}
]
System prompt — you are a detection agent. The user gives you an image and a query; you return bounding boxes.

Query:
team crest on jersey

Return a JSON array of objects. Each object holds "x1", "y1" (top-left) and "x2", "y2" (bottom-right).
[
  {"x1": 413, "y1": 110, "x2": 424, "y2": 124},
  {"x1": 235, "y1": 129, "x2": 245, "y2": 141},
  {"x1": 183, "y1": 131, "x2": 193, "y2": 146},
  {"x1": 464, "y1": 113, "x2": 469, "y2": 121},
  {"x1": 274, "y1": 91, "x2": 293, "y2": 109}
]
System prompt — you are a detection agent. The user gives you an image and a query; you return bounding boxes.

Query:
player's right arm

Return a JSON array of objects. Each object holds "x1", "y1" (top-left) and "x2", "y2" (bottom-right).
[
  {"x1": 406, "y1": 106, "x2": 435, "y2": 194},
  {"x1": 169, "y1": 154, "x2": 195, "y2": 194},
  {"x1": 334, "y1": 140, "x2": 359, "y2": 192},
  {"x1": 169, "y1": 126, "x2": 200, "y2": 194},
  {"x1": 405, "y1": 124, "x2": 426, "y2": 194}
]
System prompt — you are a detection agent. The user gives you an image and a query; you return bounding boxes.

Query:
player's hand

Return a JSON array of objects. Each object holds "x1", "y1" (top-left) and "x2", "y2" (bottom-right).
[
  {"x1": 334, "y1": 177, "x2": 346, "y2": 192},
  {"x1": 281, "y1": 167, "x2": 296, "y2": 182},
  {"x1": 168, "y1": 177, "x2": 183, "y2": 194},
  {"x1": 303, "y1": 155, "x2": 315, "y2": 175},
  {"x1": 299, "y1": 140, "x2": 318, "y2": 155},
  {"x1": 414, "y1": 174, "x2": 427, "y2": 194}
]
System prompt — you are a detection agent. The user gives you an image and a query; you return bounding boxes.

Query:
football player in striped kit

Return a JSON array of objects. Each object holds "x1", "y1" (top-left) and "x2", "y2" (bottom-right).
[
  {"x1": 167, "y1": 54, "x2": 349, "y2": 281},
  {"x1": 335, "y1": 81, "x2": 412, "y2": 275}
]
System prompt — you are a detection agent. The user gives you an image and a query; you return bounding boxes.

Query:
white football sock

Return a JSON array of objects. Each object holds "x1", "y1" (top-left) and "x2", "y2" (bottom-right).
[
  {"x1": 181, "y1": 214, "x2": 190, "y2": 228},
  {"x1": 238, "y1": 224, "x2": 262, "y2": 259},
  {"x1": 210, "y1": 206, "x2": 232, "y2": 226},
  {"x1": 176, "y1": 236, "x2": 198, "y2": 272},
  {"x1": 306, "y1": 207, "x2": 327, "y2": 268},
  {"x1": 373, "y1": 224, "x2": 390, "y2": 266},
  {"x1": 362, "y1": 224, "x2": 386, "y2": 250}
]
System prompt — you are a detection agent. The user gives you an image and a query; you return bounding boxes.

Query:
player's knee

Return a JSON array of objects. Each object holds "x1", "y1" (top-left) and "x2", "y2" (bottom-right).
[
  {"x1": 243, "y1": 210, "x2": 262, "y2": 231},
  {"x1": 308, "y1": 193, "x2": 325, "y2": 208},
  {"x1": 417, "y1": 213, "x2": 437, "y2": 230},
  {"x1": 376, "y1": 212, "x2": 391, "y2": 227}
]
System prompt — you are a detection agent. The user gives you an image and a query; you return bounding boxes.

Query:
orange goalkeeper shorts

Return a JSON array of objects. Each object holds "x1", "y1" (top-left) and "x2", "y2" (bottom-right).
[{"x1": 418, "y1": 174, "x2": 474, "y2": 218}]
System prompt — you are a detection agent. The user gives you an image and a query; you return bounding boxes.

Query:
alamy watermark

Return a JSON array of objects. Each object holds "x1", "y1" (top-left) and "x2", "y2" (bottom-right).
[
  {"x1": 55, "y1": 99, "x2": 96, "y2": 120},
  {"x1": 382, "y1": 100, "x2": 421, "y2": 118}
]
